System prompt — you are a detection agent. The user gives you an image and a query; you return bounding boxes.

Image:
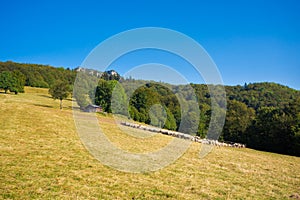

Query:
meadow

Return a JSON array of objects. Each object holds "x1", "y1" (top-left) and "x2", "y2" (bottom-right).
[{"x1": 1, "y1": 87, "x2": 299, "y2": 199}]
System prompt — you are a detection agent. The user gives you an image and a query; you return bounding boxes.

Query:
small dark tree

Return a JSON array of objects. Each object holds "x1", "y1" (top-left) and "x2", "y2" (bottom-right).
[{"x1": 49, "y1": 81, "x2": 71, "y2": 110}]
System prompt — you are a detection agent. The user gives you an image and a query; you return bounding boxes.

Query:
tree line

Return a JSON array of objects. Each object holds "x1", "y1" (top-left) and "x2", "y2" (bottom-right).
[
  {"x1": 221, "y1": 83, "x2": 300, "y2": 156},
  {"x1": 91, "y1": 78, "x2": 300, "y2": 156},
  {"x1": 0, "y1": 61, "x2": 76, "y2": 89}
]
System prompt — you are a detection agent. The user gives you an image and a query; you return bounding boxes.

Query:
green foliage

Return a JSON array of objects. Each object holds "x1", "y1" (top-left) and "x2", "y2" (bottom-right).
[
  {"x1": 149, "y1": 104, "x2": 167, "y2": 128},
  {"x1": 223, "y1": 100, "x2": 255, "y2": 142},
  {"x1": 111, "y1": 82, "x2": 127, "y2": 115},
  {"x1": 191, "y1": 82, "x2": 300, "y2": 156},
  {"x1": 0, "y1": 71, "x2": 13, "y2": 93},
  {"x1": 73, "y1": 72, "x2": 99, "y2": 109},
  {"x1": 128, "y1": 83, "x2": 181, "y2": 130},
  {"x1": 11, "y1": 70, "x2": 26, "y2": 94},
  {"x1": 49, "y1": 81, "x2": 71, "y2": 109},
  {"x1": 0, "y1": 70, "x2": 25, "y2": 94},
  {"x1": 245, "y1": 107, "x2": 292, "y2": 154},
  {"x1": 129, "y1": 86, "x2": 160, "y2": 123},
  {"x1": 0, "y1": 61, "x2": 76, "y2": 88},
  {"x1": 117, "y1": 80, "x2": 300, "y2": 155},
  {"x1": 226, "y1": 82, "x2": 299, "y2": 110},
  {"x1": 197, "y1": 103, "x2": 210, "y2": 138},
  {"x1": 164, "y1": 107, "x2": 177, "y2": 130},
  {"x1": 95, "y1": 79, "x2": 117, "y2": 113},
  {"x1": 180, "y1": 111, "x2": 199, "y2": 134}
]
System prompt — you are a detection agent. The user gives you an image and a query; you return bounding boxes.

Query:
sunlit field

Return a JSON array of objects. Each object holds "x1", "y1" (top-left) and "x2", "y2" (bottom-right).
[{"x1": 1, "y1": 87, "x2": 299, "y2": 199}]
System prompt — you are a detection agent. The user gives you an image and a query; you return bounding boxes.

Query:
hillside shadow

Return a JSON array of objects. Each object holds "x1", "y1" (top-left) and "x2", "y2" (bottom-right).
[
  {"x1": 38, "y1": 94, "x2": 74, "y2": 102},
  {"x1": 0, "y1": 91, "x2": 15, "y2": 95},
  {"x1": 69, "y1": 106, "x2": 80, "y2": 110},
  {"x1": 38, "y1": 94, "x2": 52, "y2": 99},
  {"x1": 33, "y1": 103, "x2": 53, "y2": 108}
]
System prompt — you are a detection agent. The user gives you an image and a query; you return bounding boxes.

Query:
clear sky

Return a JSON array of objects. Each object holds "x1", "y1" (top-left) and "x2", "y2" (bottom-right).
[{"x1": 0, "y1": 0, "x2": 299, "y2": 89}]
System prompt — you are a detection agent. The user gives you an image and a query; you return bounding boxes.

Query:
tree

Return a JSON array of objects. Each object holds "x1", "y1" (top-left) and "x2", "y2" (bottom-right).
[
  {"x1": 111, "y1": 82, "x2": 127, "y2": 115},
  {"x1": 73, "y1": 72, "x2": 98, "y2": 109},
  {"x1": 0, "y1": 71, "x2": 25, "y2": 94},
  {"x1": 245, "y1": 107, "x2": 296, "y2": 154},
  {"x1": 179, "y1": 111, "x2": 199, "y2": 135},
  {"x1": 10, "y1": 70, "x2": 26, "y2": 94},
  {"x1": 164, "y1": 107, "x2": 177, "y2": 130},
  {"x1": 49, "y1": 81, "x2": 71, "y2": 109},
  {"x1": 129, "y1": 86, "x2": 160, "y2": 123},
  {"x1": 0, "y1": 61, "x2": 77, "y2": 89},
  {"x1": 284, "y1": 98, "x2": 300, "y2": 156},
  {"x1": 222, "y1": 100, "x2": 255, "y2": 142},
  {"x1": 0, "y1": 71, "x2": 13, "y2": 93},
  {"x1": 197, "y1": 103, "x2": 210, "y2": 138},
  {"x1": 95, "y1": 79, "x2": 118, "y2": 112}
]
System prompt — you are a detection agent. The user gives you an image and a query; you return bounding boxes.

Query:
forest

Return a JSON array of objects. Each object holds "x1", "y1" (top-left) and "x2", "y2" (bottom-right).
[
  {"x1": 93, "y1": 78, "x2": 300, "y2": 156},
  {"x1": 1, "y1": 61, "x2": 299, "y2": 156},
  {"x1": 0, "y1": 61, "x2": 76, "y2": 88}
]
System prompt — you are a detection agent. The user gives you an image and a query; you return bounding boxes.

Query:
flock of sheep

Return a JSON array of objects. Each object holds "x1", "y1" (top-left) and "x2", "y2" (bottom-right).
[{"x1": 120, "y1": 122, "x2": 246, "y2": 148}]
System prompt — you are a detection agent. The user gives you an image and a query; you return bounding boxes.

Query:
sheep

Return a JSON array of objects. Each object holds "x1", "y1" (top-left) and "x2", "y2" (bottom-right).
[{"x1": 120, "y1": 121, "x2": 246, "y2": 148}]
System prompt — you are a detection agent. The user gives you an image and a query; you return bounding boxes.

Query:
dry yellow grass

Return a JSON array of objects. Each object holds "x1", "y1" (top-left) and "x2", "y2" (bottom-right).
[{"x1": 1, "y1": 87, "x2": 300, "y2": 199}]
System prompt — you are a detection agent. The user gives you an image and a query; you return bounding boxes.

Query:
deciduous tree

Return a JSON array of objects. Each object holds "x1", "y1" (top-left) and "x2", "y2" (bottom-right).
[{"x1": 49, "y1": 81, "x2": 71, "y2": 109}]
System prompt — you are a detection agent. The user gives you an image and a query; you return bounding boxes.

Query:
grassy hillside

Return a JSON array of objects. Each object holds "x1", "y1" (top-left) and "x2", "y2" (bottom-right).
[{"x1": 1, "y1": 87, "x2": 300, "y2": 199}]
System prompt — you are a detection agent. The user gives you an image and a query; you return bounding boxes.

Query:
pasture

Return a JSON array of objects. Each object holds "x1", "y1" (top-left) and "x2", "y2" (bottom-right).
[{"x1": 1, "y1": 87, "x2": 299, "y2": 199}]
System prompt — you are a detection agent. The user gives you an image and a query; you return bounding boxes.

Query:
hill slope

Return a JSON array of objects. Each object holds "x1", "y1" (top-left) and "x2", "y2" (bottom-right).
[{"x1": 1, "y1": 87, "x2": 300, "y2": 199}]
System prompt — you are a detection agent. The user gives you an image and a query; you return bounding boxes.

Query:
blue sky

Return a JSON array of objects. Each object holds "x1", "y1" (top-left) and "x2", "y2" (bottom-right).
[{"x1": 0, "y1": 0, "x2": 299, "y2": 89}]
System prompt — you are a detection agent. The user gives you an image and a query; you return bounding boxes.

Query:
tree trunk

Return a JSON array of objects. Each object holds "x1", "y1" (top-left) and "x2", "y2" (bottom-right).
[{"x1": 60, "y1": 99, "x2": 63, "y2": 110}]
